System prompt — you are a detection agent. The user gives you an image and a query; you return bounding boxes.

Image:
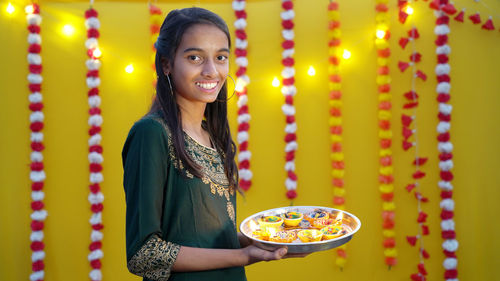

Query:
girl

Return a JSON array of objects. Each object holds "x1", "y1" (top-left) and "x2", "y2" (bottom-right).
[{"x1": 122, "y1": 7, "x2": 300, "y2": 281}]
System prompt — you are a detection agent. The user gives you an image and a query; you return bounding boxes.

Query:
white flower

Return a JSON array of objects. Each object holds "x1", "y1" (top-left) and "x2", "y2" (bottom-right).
[
  {"x1": 439, "y1": 103, "x2": 452, "y2": 115},
  {"x1": 88, "y1": 96, "x2": 101, "y2": 107},
  {"x1": 235, "y1": 38, "x2": 248, "y2": 49},
  {"x1": 232, "y1": 0, "x2": 245, "y2": 11},
  {"x1": 440, "y1": 199, "x2": 455, "y2": 210},
  {"x1": 285, "y1": 123, "x2": 297, "y2": 133},
  {"x1": 87, "y1": 77, "x2": 101, "y2": 88},
  {"x1": 438, "y1": 180, "x2": 453, "y2": 191},
  {"x1": 235, "y1": 57, "x2": 248, "y2": 67},
  {"x1": 282, "y1": 30, "x2": 294, "y2": 40},
  {"x1": 281, "y1": 10, "x2": 295, "y2": 21},
  {"x1": 31, "y1": 151, "x2": 43, "y2": 162},
  {"x1": 86, "y1": 58, "x2": 101, "y2": 70},
  {"x1": 442, "y1": 239, "x2": 458, "y2": 252},
  {"x1": 88, "y1": 134, "x2": 102, "y2": 146},
  {"x1": 436, "y1": 45, "x2": 451, "y2": 55},
  {"x1": 435, "y1": 64, "x2": 450, "y2": 75},
  {"x1": 28, "y1": 34, "x2": 41, "y2": 44},
  {"x1": 31, "y1": 132, "x2": 43, "y2": 143},
  {"x1": 285, "y1": 178, "x2": 297, "y2": 190},
  {"x1": 282, "y1": 67, "x2": 295, "y2": 79},
  {"x1": 91, "y1": 230, "x2": 103, "y2": 242},
  {"x1": 282, "y1": 48, "x2": 295, "y2": 58},
  {"x1": 237, "y1": 131, "x2": 249, "y2": 143},
  {"x1": 437, "y1": 121, "x2": 450, "y2": 133},
  {"x1": 89, "y1": 269, "x2": 102, "y2": 281},
  {"x1": 31, "y1": 251, "x2": 46, "y2": 262},
  {"x1": 85, "y1": 38, "x2": 98, "y2": 50},
  {"x1": 30, "y1": 271, "x2": 44, "y2": 281},
  {"x1": 29, "y1": 92, "x2": 42, "y2": 103},
  {"x1": 441, "y1": 219, "x2": 455, "y2": 230},
  {"x1": 28, "y1": 74, "x2": 43, "y2": 84},
  {"x1": 434, "y1": 24, "x2": 450, "y2": 35},
  {"x1": 281, "y1": 85, "x2": 297, "y2": 96},
  {"x1": 237, "y1": 113, "x2": 251, "y2": 124},
  {"x1": 238, "y1": 151, "x2": 251, "y2": 162},
  {"x1": 88, "y1": 249, "x2": 104, "y2": 261},
  {"x1": 31, "y1": 210, "x2": 48, "y2": 221},
  {"x1": 281, "y1": 104, "x2": 296, "y2": 115},
  {"x1": 285, "y1": 161, "x2": 295, "y2": 171},
  {"x1": 85, "y1": 17, "x2": 100, "y2": 29},
  {"x1": 437, "y1": 82, "x2": 451, "y2": 94},
  {"x1": 237, "y1": 95, "x2": 248, "y2": 107},
  {"x1": 285, "y1": 141, "x2": 298, "y2": 152},
  {"x1": 88, "y1": 192, "x2": 104, "y2": 204},
  {"x1": 30, "y1": 111, "x2": 44, "y2": 123},
  {"x1": 443, "y1": 258, "x2": 457, "y2": 270},
  {"x1": 88, "y1": 115, "x2": 103, "y2": 127},
  {"x1": 90, "y1": 212, "x2": 103, "y2": 225},
  {"x1": 89, "y1": 152, "x2": 104, "y2": 164},
  {"x1": 31, "y1": 191, "x2": 44, "y2": 202},
  {"x1": 30, "y1": 231, "x2": 44, "y2": 241},
  {"x1": 27, "y1": 14, "x2": 42, "y2": 25},
  {"x1": 90, "y1": 172, "x2": 104, "y2": 184},
  {"x1": 27, "y1": 54, "x2": 42, "y2": 65},
  {"x1": 234, "y1": 18, "x2": 247, "y2": 29},
  {"x1": 30, "y1": 171, "x2": 46, "y2": 182},
  {"x1": 239, "y1": 169, "x2": 253, "y2": 180},
  {"x1": 438, "y1": 142, "x2": 453, "y2": 153}
]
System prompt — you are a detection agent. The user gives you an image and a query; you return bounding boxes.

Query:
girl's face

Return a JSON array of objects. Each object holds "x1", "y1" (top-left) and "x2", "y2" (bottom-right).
[{"x1": 168, "y1": 24, "x2": 229, "y2": 105}]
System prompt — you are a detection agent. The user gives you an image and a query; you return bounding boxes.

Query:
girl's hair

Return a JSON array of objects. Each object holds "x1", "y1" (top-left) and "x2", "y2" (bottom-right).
[{"x1": 149, "y1": 7, "x2": 239, "y2": 192}]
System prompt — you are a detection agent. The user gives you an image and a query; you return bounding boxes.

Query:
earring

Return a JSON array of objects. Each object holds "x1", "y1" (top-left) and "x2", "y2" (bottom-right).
[
  {"x1": 166, "y1": 74, "x2": 174, "y2": 96},
  {"x1": 217, "y1": 75, "x2": 236, "y2": 102}
]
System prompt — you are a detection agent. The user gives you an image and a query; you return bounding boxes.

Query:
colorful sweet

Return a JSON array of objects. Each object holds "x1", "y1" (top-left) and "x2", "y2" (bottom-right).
[
  {"x1": 320, "y1": 225, "x2": 347, "y2": 240},
  {"x1": 258, "y1": 215, "x2": 284, "y2": 232},
  {"x1": 311, "y1": 218, "x2": 335, "y2": 229},
  {"x1": 297, "y1": 229, "x2": 323, "y2": 242},
  {"x1": 282, "y1": 211, "x2": 303, "y2": 227},
  {"x1": 269, "y1": 230, "x2": 297, "y2": 243},
  {"x1": 252, "y1": 230, "x2": 270, "y2": 241},
  {"x1": 304, "y1": 209, "x2": 329, "y2": 223}
]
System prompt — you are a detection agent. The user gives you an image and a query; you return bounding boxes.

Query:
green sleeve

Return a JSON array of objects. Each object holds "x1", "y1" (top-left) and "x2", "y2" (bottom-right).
[{"x1": 122, "y1": 118, "x2": 170, "y2": 260}]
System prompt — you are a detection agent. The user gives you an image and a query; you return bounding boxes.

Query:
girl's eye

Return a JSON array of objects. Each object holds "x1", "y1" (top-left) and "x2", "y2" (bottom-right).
[
  {"x1": 188, "y1": 55, "x2": 201, "y2": 62},
  {"x1": 217, "y1": 55, "x2": 228, "y2": 62}
]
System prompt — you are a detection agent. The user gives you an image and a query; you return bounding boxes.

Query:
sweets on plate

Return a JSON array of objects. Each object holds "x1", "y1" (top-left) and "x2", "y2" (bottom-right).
[
  {"x1": 269, "y1": 230, "x2": 297, "y2": 243},
  {"x1": 297, "y1": 229, "x2": 323, "y2": 242},
  {"x1": 282, "y1": 211, "x2": 303, "y2": 227}
]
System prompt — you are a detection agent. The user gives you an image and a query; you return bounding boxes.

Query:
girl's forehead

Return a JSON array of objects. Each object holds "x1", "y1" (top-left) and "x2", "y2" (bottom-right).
[{"x1": 179, "y1": 24, "x2": 229, "y2": 48}]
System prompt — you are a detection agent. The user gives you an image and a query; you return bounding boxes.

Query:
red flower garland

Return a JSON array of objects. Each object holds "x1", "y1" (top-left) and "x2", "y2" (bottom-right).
[
  {"x1": 27, "y1": 4, "x2": 47, "y2": 281},
  {"x1": 398, "y1": 3, "x2": 431, "y2": 280},
  {"x1": 149, "y1": 4, "x2": 162, "y2": 90},
  {"x1": 375, "y1": 0, "x2": 397, "y2": 268},
  {"x1": 327, "y1": 0, "x2": 347, "y2": 269},
  {"x1": 85, "y1": 7, "x2": 104, "y2": 281},
  {"x1": 430, "y1": 1, "x2": 459, "y2": 280},
  {"x1": 232, "y1": 0, "x2": 253, "y2": 191},
  {"x1": 280, "y1": 0, "x2": 298, "y2": 201}
]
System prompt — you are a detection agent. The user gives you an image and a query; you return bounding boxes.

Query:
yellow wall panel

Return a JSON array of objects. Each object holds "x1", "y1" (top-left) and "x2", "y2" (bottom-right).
[{"x1": 1, "y1": 0, "x2": 499, "y2": 280}]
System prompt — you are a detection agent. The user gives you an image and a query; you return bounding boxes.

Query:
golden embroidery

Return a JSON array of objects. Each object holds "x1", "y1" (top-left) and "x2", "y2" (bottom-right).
[
  {"x1": 149, "y1": 116, "x2": 236, "y2": 226},
  {"x1": 127, "y1": 234, "x2": 180, "y2": 281}
]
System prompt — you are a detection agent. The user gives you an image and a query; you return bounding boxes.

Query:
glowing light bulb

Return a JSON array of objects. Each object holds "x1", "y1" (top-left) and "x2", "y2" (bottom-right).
[
  {"x1": 92, "y1": 48, "x2": 102, "y2": 58},
  {"x1": 235, "y1": 78, "x2": 246, "y2": 92},
  {"x1": 6, "y1": 3, "x2": 15, "y2": 14},
  {"x1": 405, "y1": 5, "x2": 414, "y2": 15},
  {"x1": 342, "y1": 49, "x2": 351, "y2": 60},
  {"x1": 376, "y1": 29, "x2": 386, "y2": 39},
  {"x1": 272, "y1": 77, "x2": 280, "y2": 87},
  {"x1": 62, "y1": 24, "x2": 75, "y2": 37},
  {"x1": 125, "y1": 64, "x2": 134, "y2": 73},
  {"x1": 25, "y1": 4, "x2": 34, "y2": 14},
  {"x1": 307, "y1": 66, "x2": 316, "y2": 76}
]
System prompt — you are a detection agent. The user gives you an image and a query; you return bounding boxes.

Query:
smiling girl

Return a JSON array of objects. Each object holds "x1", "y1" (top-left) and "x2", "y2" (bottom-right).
[{"x1": 122, "y1": 7, "x2": 294, "y2": 281}]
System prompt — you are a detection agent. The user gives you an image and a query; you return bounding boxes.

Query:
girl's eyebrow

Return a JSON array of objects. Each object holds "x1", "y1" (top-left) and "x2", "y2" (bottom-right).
[{"x1": 183, "y1": 47, "x2": 230, "y2": 53}]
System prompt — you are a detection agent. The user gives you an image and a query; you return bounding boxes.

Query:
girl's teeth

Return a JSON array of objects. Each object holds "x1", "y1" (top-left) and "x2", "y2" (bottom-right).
[{"x1": 196, "y1": 82, "x2": 217, "y2": 89}]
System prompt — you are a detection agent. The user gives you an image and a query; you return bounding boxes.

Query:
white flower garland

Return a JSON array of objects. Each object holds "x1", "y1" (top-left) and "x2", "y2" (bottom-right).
[
  {"x1": 280, "y1": 0, "x2": 298, "y2": 201},
  {"x1": 232, "y1": 0, "x2": 253, "y2": 192},
  {"x1": 85, "y1": 7, "x2": 104, "y2": 281},
  {"x1": 432, "y1": 3, "x2": 458, "y2": 281},
  {"x1": 26, "y1": 4, "x2": 47, "y2": 281}
]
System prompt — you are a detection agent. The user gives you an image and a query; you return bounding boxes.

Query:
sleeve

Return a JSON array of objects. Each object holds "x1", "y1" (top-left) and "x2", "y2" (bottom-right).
[{"x1": 122, "y1": 118, "x2": 181, "y2": 280}]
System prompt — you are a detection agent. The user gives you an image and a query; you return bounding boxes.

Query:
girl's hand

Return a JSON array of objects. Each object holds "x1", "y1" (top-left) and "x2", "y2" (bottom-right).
[{"x1": 241, "y1": 245, "x2": 310, "y2": 265}]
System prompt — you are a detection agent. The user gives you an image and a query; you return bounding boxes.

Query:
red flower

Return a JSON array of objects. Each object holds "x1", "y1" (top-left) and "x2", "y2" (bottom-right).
[
  {"x1": 406, "y1": 236, "x2": 417, "y2": 246},
  {"x1": 286, "y1": 189, "x2": 297, "y2": 199},
  {"x1": 454, "y1": 10, "x2": 464, "y2": 22},
  {"x1": 482, "y1": 17, "x2": 495, "y2": 30},
  {"x1": 469, "y1": 13, "x2": 481, "y2": 24}
]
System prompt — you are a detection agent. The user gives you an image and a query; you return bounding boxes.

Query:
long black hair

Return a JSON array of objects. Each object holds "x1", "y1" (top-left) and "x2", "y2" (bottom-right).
[{"x1": 149, "y1": 7, "x2": 239, "y2": 191}]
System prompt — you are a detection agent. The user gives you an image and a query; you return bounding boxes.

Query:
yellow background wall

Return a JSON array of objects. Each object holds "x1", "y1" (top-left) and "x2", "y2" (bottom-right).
[{"x1": 1, "y1": 0, "x2": 499, "y2": 280}]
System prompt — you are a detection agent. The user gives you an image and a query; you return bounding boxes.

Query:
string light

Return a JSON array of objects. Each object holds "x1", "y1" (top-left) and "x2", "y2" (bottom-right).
[
  {"x1": 25, "y1": 4, "x2": 34, "y2": 14},
  {"x1": 272, "y1": 77, "x2": 280, "y2": 87},
  {"x1": 376, "y1": 29, "x2": 386, "y2": 39},
  {"x1": 62, "y1": 24, "x2": 75, "y2": 37},
  {"x1": 6, "y1": 3, "x2": 15, "y2": 14},
  {"x1": 342, "y1": 49, "x2": 351, "y2": 59},
  {"x1": 405, "y1": 5, "x2": 414, "y2": 15},
  {"x1": 125, "y1": 64, "x2": 134, "y2": 73},
  {"x1": 235, "y1": 78, "x2": 246, "y2": 93},
  {"x1": 307, "y1": 65, "x2": 316, "y2": 76},
  {"x1": 92, "y1": 48, "x2": 102, "y2": 58}
]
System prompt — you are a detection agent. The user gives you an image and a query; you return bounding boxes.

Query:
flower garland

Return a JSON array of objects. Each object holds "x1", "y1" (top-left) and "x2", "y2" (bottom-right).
[
  {"x1": 398, "y1": 2, "x2": 431, "y2": 280},
  {"x1": 326, "y1": 0, "x2": 347, "y2": 269},
  {"x1": 436, "y1": 0, "x2": 498, "y2": 31},
  {"x1": 27, "y1": 3, "x2": 47, "y2": 281},
  {"x1": 149, "y1": 3, "x2": 162, "y2": 91},
  {"x1": 232, "y1": 0, "x2": 252, "y2": 192},
  {"x1": 429, "y1": 2, "x2": 459, "y2": 280},
  {"x1": 85, "y1": 7, "x2": 104, "y2": 281},
  {"x1": 374, "y1": 0, "x2": 397, "y2": 268},
  {"x1": 280, "y1": 0, "x2": 298, "y2": 201}
]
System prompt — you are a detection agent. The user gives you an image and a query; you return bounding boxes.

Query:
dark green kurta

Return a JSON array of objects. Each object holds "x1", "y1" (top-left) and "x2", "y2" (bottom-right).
[{"x1": 122, "y1": 114, "x2": 246, "y2": 281}]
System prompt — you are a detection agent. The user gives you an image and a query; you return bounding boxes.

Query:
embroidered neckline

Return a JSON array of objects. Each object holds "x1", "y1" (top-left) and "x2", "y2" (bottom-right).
[{"x1": 183, "y1": 130, "x2": 217, "y2": 154}]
